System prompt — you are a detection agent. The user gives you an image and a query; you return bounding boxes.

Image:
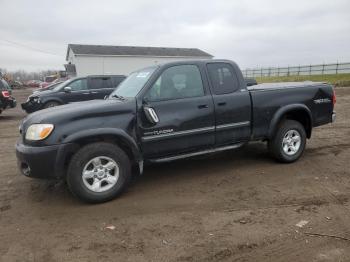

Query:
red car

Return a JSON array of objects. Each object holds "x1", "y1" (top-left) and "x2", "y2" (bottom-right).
[
  {"x1": 33, "y1": 80, "x2": 64, "y2": 93},
  {"x1": 39, "y1": 75, "x2": 58, "y2": 89},
  {"x1": 26, "y1": 80, "x2": 42, "y2": 88}
]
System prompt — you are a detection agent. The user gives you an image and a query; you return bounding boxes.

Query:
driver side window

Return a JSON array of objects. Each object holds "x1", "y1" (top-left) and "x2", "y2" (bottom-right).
[
  {"x1": 145, "y1": 65, "x2": 204, "y2": 102},
  {"x1": 69, "y1": 79, "x2": 88, "y2": 91}
]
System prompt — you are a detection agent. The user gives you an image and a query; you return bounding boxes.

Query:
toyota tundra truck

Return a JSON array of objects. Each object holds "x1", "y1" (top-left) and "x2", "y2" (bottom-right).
[{"x1": 16, "y1": 60, "x2": 336, "y2": 203}]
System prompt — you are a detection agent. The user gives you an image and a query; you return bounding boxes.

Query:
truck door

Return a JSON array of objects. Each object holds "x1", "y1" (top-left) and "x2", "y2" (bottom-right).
[
  {"x1": 206, "y1": 62, "x2": 251, "y2": 145},
  {"x1": 62, "y1": 78, "x2": 91, "y2": 103},
  {"x1": 139, "y1": 64, "x2": 215, "y2": 158}
]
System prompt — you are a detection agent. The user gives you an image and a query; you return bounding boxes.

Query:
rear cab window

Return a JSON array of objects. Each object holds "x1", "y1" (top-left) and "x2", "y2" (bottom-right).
[{"x1": 207, "y1": 63, "x2": 239, "y2": 95}]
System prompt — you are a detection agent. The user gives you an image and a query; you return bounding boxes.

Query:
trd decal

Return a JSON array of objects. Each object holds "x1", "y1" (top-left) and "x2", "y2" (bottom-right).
[{"x1": 314, "y1": 98, "x2": 331, "y2": 104}]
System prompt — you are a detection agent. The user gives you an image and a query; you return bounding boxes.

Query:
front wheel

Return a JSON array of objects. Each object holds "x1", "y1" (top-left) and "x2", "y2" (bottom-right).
[
  {"x1": 67, "y1": 142, "x2": 131, "y2": 203},
  {"x1": 43, "y1": 101, "x2": 60, "y2": 109},
  {"x1": 268, "y1": 120, "x2": 306, "y2": 163}
]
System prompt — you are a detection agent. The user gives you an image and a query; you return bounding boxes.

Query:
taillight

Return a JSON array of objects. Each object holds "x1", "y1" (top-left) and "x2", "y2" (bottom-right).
[
  {"x1": 1, "y1": 90, "x2": 10, "y2": 98},
  {"x1": 332, "y1": 88, "x2": 336, "y2": 106}
]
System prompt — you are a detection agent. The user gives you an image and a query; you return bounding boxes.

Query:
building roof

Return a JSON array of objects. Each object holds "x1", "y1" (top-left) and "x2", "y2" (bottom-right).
[{"x1": 66, "y1": 44, "x2": 213, "y2": 60}]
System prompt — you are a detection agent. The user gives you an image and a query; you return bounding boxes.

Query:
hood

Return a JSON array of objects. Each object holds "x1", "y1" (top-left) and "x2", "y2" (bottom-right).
[
  {"x1": 22, "y1": 98, "x2": 136, "y2": 130},
  {"x1": 33, "y1": 87, "x2": 51, "y2": 93},
  {"x1": 30, "y1": 89, "x2": 57, "y2": 97}
]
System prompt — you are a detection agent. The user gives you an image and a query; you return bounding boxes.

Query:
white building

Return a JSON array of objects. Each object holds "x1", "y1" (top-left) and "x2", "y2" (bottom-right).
[{"x1": 65, "y1": 44, "x2": 213, "y2": 76}]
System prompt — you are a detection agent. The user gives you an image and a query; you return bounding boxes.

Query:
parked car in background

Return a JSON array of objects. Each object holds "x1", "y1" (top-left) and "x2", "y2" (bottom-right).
[
  {"x1": 16, "y1": 60, "x2": 336, "y2": 202},
  {"x1": 10, "y1": 80, "x2": 24, "y2": 89},
  {"x1": 35, "y1": 76, "x2": 69, "y2": 92},
  {"x1": 39, "y1": 75, "x2": 58, "y2": 89},
  {"x1": 33, "y1": 81, "x2": 64, "y2": 93},
  {"x1": 21, "y1": 75, "x2": 126, "y2": 113},
  {"x1": 0, "y1": 79, "x2": 16, "y2": 114},
  {"x1": 26, "y1": 80, "x2": 42, "y2": 88}
]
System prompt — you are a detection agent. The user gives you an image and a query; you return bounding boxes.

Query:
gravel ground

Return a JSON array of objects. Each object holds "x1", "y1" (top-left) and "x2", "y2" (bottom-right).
[{"x1": 0, "y1": 87, "x2": 349, "y2": 262}]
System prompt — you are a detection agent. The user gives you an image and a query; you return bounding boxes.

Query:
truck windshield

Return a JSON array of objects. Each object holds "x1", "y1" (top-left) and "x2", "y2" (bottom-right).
[{"x1": 109, "y1": 66, "x2": 157, "y2": 98}]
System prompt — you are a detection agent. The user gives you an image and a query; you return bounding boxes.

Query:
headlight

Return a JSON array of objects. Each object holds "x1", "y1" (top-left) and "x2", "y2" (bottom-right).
[
  {"x1": 30, "y1": 96, "x2": 40, "y2": 103},
  {"x1": 25, "y1": 124, "x2": 54, "y2": 141}
]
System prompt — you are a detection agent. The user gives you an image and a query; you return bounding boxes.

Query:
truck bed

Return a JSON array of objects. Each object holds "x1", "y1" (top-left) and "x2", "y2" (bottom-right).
[{"x1": 248, "y1": 81, "x2": 334, "y2": 140}]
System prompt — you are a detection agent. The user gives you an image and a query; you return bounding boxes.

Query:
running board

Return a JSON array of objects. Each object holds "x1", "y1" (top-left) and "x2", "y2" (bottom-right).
[{"x1": 149, "y1": 143, "x2": 245, "y2": 163}]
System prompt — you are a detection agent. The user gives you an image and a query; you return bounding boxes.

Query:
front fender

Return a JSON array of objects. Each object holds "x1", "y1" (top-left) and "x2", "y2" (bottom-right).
[
  {"x1": 268, "y1": 104, "x2": 312, "y2": 138},
  {"x1": 62, "y1": 128, "x2": 141, "y2": 162},
  {"x1": 40, "y1": 97, "x2": 65, "y2": 105}
]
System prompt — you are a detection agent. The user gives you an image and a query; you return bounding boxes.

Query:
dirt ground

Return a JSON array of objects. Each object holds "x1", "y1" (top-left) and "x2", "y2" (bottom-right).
[{"x1": 0, "y1": 88, "x2": 349, "y2": 262}]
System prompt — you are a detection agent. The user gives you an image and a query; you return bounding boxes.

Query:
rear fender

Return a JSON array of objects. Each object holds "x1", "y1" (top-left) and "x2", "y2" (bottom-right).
[{"x1": 268, "y1": 104, "x2": 313, "y2": 138}]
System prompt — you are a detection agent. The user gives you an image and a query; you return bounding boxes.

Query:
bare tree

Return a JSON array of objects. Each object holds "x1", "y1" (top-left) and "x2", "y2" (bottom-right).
[{"x1": 1, "y1": 68, "x2": 59, "y2": 82}]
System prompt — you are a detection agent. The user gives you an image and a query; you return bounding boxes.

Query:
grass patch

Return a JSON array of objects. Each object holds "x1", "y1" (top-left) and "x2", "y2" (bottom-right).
[{"x1": 255, "y1": 73, "x2": 350, "y2": 87}]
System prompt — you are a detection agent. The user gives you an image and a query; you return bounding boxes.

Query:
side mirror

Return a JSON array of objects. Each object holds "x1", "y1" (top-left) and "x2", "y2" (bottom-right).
[
  {"x1": 104, "y1": 95, "x2": 108, "y2": 100},
  {"x1": 63, "y1": 86, "x2": 72, "y2": 93},
  {"x1": 143, "y1": 106, "x2": 159, "y2": 124}
]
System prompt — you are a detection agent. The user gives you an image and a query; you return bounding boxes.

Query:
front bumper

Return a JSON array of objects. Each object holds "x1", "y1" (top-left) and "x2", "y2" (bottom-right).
[
  {"x1": 21, "y1": 100, "x2": 42, "y2": 113},
  {"x1": 16, "y1": 142, "x2": 76, "y2": 179}
]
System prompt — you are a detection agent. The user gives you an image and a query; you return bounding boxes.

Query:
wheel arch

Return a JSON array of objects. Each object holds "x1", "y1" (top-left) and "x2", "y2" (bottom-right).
[
  {"x1": 42, "y1": 98, "x2": 64, "y2": 106},
  {"x1": 62, "y1": 128, "x2": 141, "y2": 161},
  {"x1": 58, "y1": 128, "x2": 142, "y2": 177},
  {"x1": 268, "y1": 104, "x2": 313, "y2": 139}
]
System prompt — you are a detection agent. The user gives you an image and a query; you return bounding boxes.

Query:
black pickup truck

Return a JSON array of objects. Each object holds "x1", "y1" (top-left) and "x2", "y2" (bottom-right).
[{"x1": 16, "y1": 60, "x2": 336, "y2": 203}]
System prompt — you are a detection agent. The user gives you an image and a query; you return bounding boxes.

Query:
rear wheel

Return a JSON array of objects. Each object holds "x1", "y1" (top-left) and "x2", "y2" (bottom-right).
[
  {"x1": 44, "y1": 101, "x2": 60, "y2": 109},
  {"x1": 67, "y1": 142, "x2": 131, "y2": 203},
  {"x1": 268, "y1": 120, "x2": 306, "y2": 163}
]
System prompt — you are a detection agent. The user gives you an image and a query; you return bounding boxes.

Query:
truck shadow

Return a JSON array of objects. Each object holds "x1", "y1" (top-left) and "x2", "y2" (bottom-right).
[{"x1": 138, "y1": 142, "x2": 272, "y2": 185}]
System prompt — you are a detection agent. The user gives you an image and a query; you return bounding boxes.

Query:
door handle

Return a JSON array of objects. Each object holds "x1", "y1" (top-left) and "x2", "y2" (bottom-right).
[
  {"x1": 91, "y1": 91, "x2": 98, "y2": 94},
  {"x1": 198, "y1": 104, "x2": 208, "y2": 109},
  {"x1": 218, "y1": 102, "x2": 226, "y2": 106},
  {"x1": 82, "y1": 92, "x2": 90, "y2": 95}
]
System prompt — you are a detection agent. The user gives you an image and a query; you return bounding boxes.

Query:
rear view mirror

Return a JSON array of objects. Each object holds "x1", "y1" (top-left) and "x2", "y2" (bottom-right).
[
  {"x1": 143, "y1": 106, "x2": 159, "y2": 124},
  {"x1": 64, "y1": 86, "x2": 72, "y2": 93}
]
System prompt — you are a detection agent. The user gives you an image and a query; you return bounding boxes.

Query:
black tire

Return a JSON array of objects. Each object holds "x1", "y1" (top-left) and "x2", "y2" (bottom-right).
[
  {"x1": 44, "y1": 101, "x2": 60, "y2": 109},
  {"x1": 268, "y1": 120, "x2": 306, "y2": 163},
  {"x1": 67, "y1": 142, "x2": 131, "y2": 203}
]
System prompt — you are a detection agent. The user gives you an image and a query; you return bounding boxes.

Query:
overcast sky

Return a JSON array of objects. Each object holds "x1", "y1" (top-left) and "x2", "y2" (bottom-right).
[{"x1": 0, "y1": 0, "x2": 349, "y2": 71}]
